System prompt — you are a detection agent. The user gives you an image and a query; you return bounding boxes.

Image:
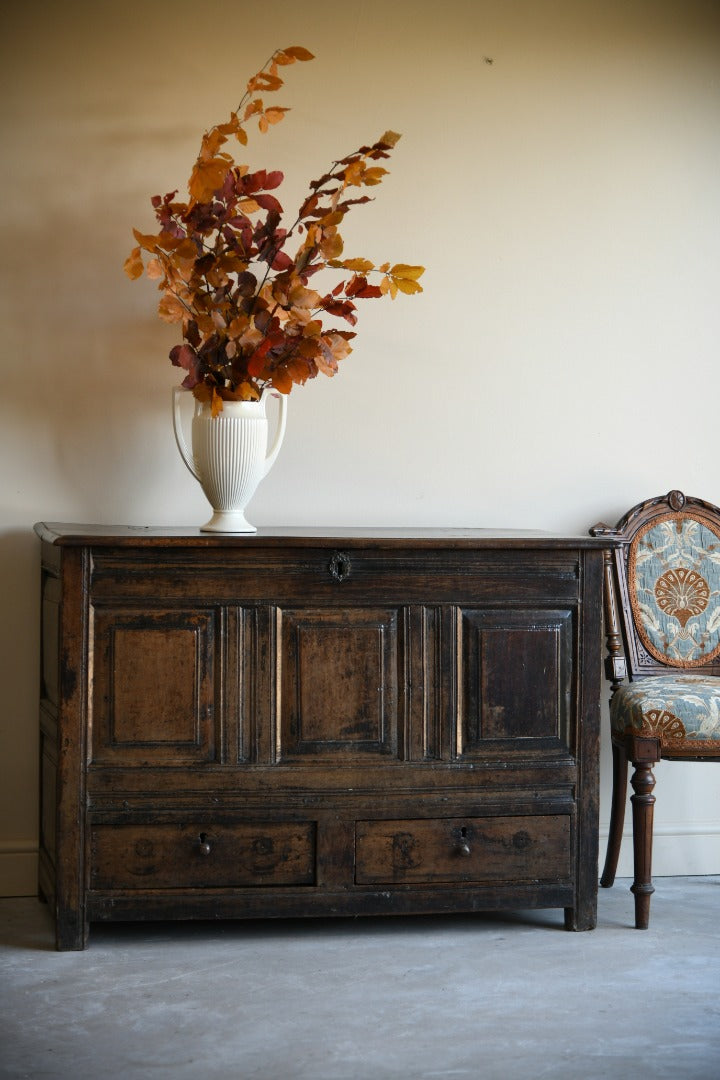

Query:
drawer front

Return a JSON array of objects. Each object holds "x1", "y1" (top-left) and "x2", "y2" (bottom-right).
[
  {"x1": 91, "y1": 821, "x2": 316, "y2": 889},
  {"x1": 355, "y1": 815, "x2": 571, "y2": 885},
  {"x1": 89, "y1": 546, "x2": 582, "y2": 606}
]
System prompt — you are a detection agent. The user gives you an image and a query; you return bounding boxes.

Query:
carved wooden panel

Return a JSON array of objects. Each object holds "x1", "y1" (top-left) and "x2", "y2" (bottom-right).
[
  {"x1": 458, "y1": 608, "x2": 574, "y2": 756},
  {"x1": 278, "y1": 607, "x2": 402, "y2": 760},
  {"x1": 91, "y1": 607, "x2": 219, "y2": 765}
]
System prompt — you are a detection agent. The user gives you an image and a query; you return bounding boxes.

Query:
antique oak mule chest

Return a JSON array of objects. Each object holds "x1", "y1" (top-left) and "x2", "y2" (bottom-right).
[{"x1": 36, "y1": 524, "x2": 606, "y2": 949}]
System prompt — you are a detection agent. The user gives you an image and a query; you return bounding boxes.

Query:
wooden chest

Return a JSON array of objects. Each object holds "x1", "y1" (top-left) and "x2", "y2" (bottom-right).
[{"x1": 36, "y1": 524, "x2": 606, "y2": 949}]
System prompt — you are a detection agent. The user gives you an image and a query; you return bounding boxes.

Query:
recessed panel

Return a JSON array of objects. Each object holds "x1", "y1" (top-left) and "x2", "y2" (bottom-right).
[
  {"x1": 279, "y1": 608, "x2": 400, "y2": 760},
  {"x1": 92, "y1": 608, "x2": 218, "y2": 764},
  {"x1": 459, "y1": 608, "x2": 574, "y2": 755}
]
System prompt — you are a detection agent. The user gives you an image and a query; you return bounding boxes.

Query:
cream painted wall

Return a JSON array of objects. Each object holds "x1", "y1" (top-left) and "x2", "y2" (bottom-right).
[{"x1": 1, "y1": 0, "x2": 719, "y2": 894}]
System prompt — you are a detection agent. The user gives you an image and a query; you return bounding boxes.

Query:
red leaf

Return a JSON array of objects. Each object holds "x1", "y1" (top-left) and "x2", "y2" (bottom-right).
[
  {"x1": 254, "y1": 193, "x2": 283, "y2": 214},
  {"x1": 271, "y1": 249, "x2": 294, "y2": 271}
]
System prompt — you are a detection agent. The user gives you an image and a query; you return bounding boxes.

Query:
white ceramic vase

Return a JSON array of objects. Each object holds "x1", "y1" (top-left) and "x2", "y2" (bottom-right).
[{"x1": 172, "y1": 387, "x2": 287, "y2": 533}]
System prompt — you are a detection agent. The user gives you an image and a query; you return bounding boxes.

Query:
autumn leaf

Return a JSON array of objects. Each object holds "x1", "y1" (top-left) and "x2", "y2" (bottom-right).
[
  {"x1": 127, "y1": 46, "x2": 423, "y2": 407},
  {"x1": 282, "y1": 45, "x2": 315, "y2": 61},
  {"x1": 390, "y1": 264, "x2": 424, "y2": 280},
  {"x1": 328, "y1": 258, "x2": 375, "y2": 273},
  {"x1": 393, "y1": 277, "x2": 423, "y2": 295},
  {"x1": 378, "y1": 130, "x2": 401, "y2": 148},
  {"x1": 188, "y1": 155, "x2": 233, "y2": 201},
  {"x1": 158, "y1": 293, "x2": 185, "y2": 323},
  {"x1": 263, "y1": 107, "x2": 289, "y2": 125},
  {"x1": 123, "y1": 246, "x2": 144, "y2": 279},
  {"x1": 362, "y1": 167, "x2": 388, "y2": 185},
  {"x1": 146, "y1": 257, "x2": 164, "y2": 281}
]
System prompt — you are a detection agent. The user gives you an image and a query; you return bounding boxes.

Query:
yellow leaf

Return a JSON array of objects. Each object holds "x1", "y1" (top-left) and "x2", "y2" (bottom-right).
[
  {"x1": 380, "y1": 275, "x2": 398, "y2": 299},
  {"x1": 238, "y1": 198, "x2": 261, "y2": 214},
  {"x1": 390, "y1": 264, "x2": 425, "y2": 281},
  {"x1": 394, "y1": 278, "x2": 423, "y2": 295},
  {"x1": 123, "y1": 246, "x2": 144, "y2": 279},
  {"x1": 362, "y1": 167, "x2": 388, "y2": 185}
]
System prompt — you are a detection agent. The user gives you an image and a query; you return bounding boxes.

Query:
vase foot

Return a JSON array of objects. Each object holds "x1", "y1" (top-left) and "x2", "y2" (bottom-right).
[{"x1": 200, "y1": 511, "x2": 257, "y2": 533}]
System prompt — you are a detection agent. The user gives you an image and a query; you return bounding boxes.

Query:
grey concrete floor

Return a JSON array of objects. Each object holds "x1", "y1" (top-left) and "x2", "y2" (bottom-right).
[{"x1": 1, "y1": 878, "x2": 719, "y2": 1080}]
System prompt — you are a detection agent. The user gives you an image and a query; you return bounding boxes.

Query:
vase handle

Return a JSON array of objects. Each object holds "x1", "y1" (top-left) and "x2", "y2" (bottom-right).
[
  {"x1": 263, "y1": 390, "x2": 288, "y2": 478},
  {"x1": 172, "y1": 387, "x2": 201, "y2": 481}
]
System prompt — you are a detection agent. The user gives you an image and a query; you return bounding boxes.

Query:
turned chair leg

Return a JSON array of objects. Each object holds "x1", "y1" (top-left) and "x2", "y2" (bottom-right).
[
  {"x1": 629, "y1": 756, "x2": 657, "y2": 929},
  {"x1": 601, "y1": 741, "x2": 628, "y2": 888}
]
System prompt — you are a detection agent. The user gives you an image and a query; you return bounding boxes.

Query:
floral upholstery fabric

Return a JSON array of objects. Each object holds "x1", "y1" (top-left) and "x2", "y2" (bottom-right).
[
  {"x1": 629, "y1": 513, "x2": 720, "y2": 667},
  {"x1": 611, "y1": 674, "x2": 720, "y2": 753}
]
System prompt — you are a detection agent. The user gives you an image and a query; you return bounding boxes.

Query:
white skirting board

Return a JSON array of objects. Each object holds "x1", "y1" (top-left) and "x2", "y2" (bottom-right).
[{"x1": 599, "y1": 823, "x2": 720, "y2": 878}]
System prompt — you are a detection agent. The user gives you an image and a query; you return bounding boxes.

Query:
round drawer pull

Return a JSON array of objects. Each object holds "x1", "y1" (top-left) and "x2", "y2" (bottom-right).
[
  {"x1": 198, "y1": 832, "x2": 212, "y2": 856},
  {"x1": 329, "y1": 551, "x2": 352, "y2": 582},
  {"x1": 457, "y1": 842, "x2": 471, "y2": 857}
]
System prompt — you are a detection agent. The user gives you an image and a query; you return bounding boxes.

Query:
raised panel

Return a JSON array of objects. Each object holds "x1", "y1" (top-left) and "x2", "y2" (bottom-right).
[
  {"x1": 91, "y1": 608, "x2": 219, "y2": 765},
  {"x1": 458, "y1": 608, "x2": 574, "y2": 756},
  {"x1": 278, "y1": 607, "x2": 402, "y2": 760}
]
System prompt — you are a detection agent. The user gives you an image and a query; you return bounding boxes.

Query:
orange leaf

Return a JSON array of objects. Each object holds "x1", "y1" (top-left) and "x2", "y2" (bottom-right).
[
  {"x1": 157, "y1": 293, "x2": 185, "y2": 322},
  {"x1": 283, "y1": 46, "x2": 314, "y2": 61},
  {"x1": 123, "y1": 246, "x2": 144, "y2": 279},
  {"x1": 211, "y1": 388, "x2": 223, "y2": 417},
  {"x1": 247, "y1": 72, "x2": 283, "y2": 93},
  {"x1": 328, "y1": 258, "x2": 374, "y2": 273},
  {"x1": 244, "y1": 99, "x2": 263, "y2": 120},
  {"x1": 264, "y1": 107, "x2": 289, "y2": 125},
  {"x1": 146, "y1": 257, "x2": 164, "y2": 280},
  {"x1": 202, "y1": 128, "x2": 227, "y2": 156},
  {"x1": 188, "y1": 157, "x2": 232, "y2": 201}
]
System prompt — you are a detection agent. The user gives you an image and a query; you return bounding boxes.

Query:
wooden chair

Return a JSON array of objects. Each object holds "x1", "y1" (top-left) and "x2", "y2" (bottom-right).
[{"x1": 591, "y1": 490, "x2": 720, "y2": 928}]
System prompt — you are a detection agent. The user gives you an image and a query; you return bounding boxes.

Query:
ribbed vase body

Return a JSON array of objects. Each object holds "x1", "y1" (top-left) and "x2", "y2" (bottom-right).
[
  {"x1": 172, "y1": 390, "x2": 287, "y2": 533},
  {"x1": 192, "y1": 405, "x2": 268, "y2": 532}
]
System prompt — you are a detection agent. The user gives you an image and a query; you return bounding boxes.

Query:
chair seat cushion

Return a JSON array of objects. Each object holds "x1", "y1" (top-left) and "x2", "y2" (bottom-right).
[{"x1": 611, "y1": 674, "x2": 720, "y2": 754}]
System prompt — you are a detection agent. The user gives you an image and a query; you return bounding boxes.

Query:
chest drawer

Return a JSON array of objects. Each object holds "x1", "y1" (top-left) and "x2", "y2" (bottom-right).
[
  {"x1": 90, "y1": 821, "x2": 316, "y2": 890},
  {"x1": 355, "y1": 815, "x2": 571, "y2": 886}
]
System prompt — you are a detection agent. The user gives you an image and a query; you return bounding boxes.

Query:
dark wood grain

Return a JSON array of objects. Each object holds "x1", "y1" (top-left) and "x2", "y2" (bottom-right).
[{"x1": 36, "y1": 524, "x2": 607, "y2": 948}]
